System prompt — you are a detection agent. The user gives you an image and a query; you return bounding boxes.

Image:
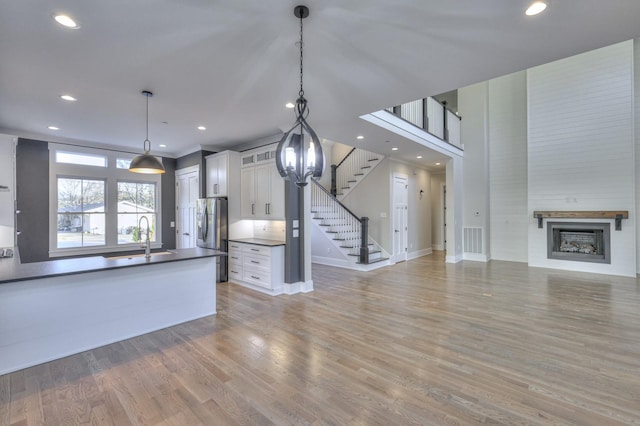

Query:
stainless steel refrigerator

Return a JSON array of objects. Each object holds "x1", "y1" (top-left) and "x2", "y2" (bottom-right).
[{"x1": 196, "y1": 197, "x2": 228, "y2": 282}]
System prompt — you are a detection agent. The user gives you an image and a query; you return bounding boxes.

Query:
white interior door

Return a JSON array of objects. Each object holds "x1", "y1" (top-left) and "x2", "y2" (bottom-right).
[
  {"x1": 392, "y1": 175, "x2": 408, "y2": 263},
  {"x1": 176, "y1": 168, "x2": 199, "y2": 249}
]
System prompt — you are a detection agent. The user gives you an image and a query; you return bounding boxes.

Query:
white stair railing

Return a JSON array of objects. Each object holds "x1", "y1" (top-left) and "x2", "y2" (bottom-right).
[
  {"x1": 311, "y1": 179, "x2": 370, "y2": 262},
  {"x1": 332, "y1": 148, "x2": 381, "y2": 197}
]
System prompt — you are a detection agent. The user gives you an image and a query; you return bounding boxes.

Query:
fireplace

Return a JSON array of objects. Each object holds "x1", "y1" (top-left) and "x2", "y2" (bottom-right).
[{"x1": 547, "y1": 222, "x2": 610, "y2": 264}]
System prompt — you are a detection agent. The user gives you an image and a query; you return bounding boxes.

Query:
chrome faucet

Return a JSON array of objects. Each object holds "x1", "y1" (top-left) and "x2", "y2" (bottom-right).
[{"x1": 139, "y1": 216, "x2": 151, "y2": 259}]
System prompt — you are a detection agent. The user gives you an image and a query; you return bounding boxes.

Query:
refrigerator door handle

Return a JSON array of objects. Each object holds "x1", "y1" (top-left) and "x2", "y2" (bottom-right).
[{"x1": 203, "y1": 205, "x2": 209, "y2": 241}]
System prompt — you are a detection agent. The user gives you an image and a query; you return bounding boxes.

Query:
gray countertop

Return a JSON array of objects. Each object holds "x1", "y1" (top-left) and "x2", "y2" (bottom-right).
[
  {"x1": 0, "y1": 247, "x2": 226, "y2": 284},
  {"x1": 229, "y1": 238, "x2": 286, "y2": 247}
]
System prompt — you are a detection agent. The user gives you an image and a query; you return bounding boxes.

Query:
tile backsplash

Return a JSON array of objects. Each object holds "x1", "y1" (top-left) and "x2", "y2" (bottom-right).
[{"x1": 253, "y1": 220, "x2": 286, "y2": 240}]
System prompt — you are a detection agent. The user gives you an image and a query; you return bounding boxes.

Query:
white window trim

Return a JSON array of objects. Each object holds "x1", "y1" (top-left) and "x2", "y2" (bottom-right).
[{"x1": 49, "y1": 143, "x2": 162, "y2": 257}]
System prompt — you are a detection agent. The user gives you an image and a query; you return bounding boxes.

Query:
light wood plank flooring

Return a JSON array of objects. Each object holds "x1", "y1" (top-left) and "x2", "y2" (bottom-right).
[{"x1": 1, "y1": 252, "x2": 640, "y2": 425}]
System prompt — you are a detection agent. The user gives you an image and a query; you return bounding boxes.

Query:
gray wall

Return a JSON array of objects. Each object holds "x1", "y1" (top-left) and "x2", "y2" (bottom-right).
[{"x1": 16, "y1": 139, "x2": 49, "y2": 263}]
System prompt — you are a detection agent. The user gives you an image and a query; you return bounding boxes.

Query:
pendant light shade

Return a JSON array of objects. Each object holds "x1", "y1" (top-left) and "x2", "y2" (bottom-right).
[
  {"x1": 129, "y1": 90, "x2": 165, "y2": 174},
  {"x1": 275, "y1": 5, "x2": 324, "y2": 187}
]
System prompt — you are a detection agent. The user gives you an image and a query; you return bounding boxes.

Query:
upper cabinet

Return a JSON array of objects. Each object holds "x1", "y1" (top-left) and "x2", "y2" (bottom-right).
[
  {"x1": 240, "y1": 145, "x2": 284, "y2": 220},
  {"x1": 205, "y1": 151, "x2": 239, "y2": 197}
]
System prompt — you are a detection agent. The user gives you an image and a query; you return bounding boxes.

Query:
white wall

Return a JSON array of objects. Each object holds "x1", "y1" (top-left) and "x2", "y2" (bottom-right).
[
  {"x1": 0, "y1": 134, "x2": 16, "y2": 248},
  {"x1": 635, "y1": 39, "x2": 640, "y2": 273},
  {"x1": 430, "y1": 173, "x2": 445, "y2": 251},
  {"x1": 527, "y1": 40, "x2": 635, "y2": 277},
  {"x1": 488, "y1": 71, "x2": 529, "y2": 262},
  {"x1": 340, "y1": 158, "x2": 433, "y2": 257},
  {"x1": 459, "y1": 83, "x2": 490, "y2": 259}
]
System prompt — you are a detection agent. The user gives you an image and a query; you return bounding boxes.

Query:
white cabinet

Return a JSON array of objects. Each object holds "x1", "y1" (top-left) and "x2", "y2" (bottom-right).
[
  {"x1": 227, "y1": 241, "x2": 285, "y2": 295},
  {"x1": 240, "y1": 149, "x2": 285, "y2": 220},
  {"x1": 206, "y1": 151, "x2": 239, "y2": 197}
]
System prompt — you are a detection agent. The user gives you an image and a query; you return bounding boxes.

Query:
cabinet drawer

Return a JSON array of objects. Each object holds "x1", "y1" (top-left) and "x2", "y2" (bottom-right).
[
  {"x1": 228, "y1": 251, "x2": 242, "y2": 264},
  {"x1": 243, "y1": 268, "x2": 271, "y2": 288},
  {"x1": 242, "y1": 244, "x2": 270, "y2": 257},
  {"x1": 228, "y1": 242, "x2": 244, "y2": 251},
  {"x1": 228, "y1": 267, "x2": 243, "y2": 282},
  {"x1": 243, "y1": 254, "x2": 270, "y2": 271}
]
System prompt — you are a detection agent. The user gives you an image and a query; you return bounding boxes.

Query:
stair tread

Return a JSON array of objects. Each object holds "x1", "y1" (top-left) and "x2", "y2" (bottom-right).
[
  {"x1": 361, "y1": 166, "x2": 371, "y2": 169},
  {"x1": 354, "y1": 173, "x2": 364, "y2": 176},
  {"x1": 367, "y1": 158, "x2": 379, "y2": 161}
]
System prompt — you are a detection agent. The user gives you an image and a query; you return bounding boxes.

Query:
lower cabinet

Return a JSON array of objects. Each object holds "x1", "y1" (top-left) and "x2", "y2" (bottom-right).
[{"x1": 228, "y1": 241, "x2": 285, "y2": 295}]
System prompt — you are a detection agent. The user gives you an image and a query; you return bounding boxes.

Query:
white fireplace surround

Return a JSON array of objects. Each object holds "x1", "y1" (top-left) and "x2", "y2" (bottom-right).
[{"x1": 529, "y1": 218, "x2": 635, "y2": 278}]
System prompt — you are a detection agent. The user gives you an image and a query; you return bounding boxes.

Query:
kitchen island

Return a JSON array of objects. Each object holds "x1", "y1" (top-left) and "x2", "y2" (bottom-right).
[{"x1": 0, "y1": 248, "x2": 224, "y2": 375}]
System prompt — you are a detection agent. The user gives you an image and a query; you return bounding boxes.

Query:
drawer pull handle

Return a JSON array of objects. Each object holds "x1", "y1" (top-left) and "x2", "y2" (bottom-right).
[
  {"x1": 231, "y1": 256, "x2": 239, "y2": 259},
  {"x1": 231, "y1": 270, "x2": 239, "y2": 274},
  {"x1": 251, "y1": 275, "x2": 260, "y2": 280},
  {"x1": 250, "y1": 248, "x2": 259, "y2": 252},
  {"x1": 250, "y1": 260, "x2": 259, "y2": 264}
]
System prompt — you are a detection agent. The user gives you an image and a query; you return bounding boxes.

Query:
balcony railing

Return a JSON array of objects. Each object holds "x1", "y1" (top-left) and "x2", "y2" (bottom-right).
[{"x1": 386, "y1": 97, "x2": 462, "y2": 149}]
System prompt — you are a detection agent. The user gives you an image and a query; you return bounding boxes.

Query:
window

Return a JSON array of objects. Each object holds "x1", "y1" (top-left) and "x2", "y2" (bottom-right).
[
  {"x1": 116, "y1": 158, "x2": 131, "y2": 169},
  {"x1": 117, "y1": 182, "x2": 157, "y2": 244},
  {"x1": 56, "y1": 151, "x2": 107, "y2": 167},
  {"x1": 49, "y1": 143, "x2": 162, "y2": 256},
  {"x1": 56, "y1": 178, "x2": 106, "y2": 248}
]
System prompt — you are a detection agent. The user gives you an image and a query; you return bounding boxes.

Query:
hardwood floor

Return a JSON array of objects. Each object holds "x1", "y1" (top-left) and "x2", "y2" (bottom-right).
[{"x1": 2, "y1": 252, "x2": 640, "y2": 425}]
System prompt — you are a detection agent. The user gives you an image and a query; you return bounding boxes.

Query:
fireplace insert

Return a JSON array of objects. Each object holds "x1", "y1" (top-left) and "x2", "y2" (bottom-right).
[{"x1": 547, "y1": 222, "x2": 610, "y2": 264}]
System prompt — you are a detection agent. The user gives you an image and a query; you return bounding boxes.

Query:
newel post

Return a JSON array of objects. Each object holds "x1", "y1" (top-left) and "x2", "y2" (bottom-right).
[
  {"x1": 359, "y1": 216, "x2": 369, "y2": 264},
  {"x1": 330, "y1": 165, "x2": 337, "y2": 197}
]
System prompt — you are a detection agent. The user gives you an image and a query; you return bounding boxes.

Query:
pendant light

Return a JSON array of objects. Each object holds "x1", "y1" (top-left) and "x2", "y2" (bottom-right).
[
  {"x1": 275, "y1": 5, "x2": 324, "y2": 187},
  {"x1": 129, "y1": 90, "x2": 165, "y2": 174}
]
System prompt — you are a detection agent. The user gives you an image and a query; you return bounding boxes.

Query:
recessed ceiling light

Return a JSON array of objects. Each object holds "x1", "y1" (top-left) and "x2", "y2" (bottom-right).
[
  {"x1": 197, "y1": 126, "x2": 206, "y2": 130},
  {"x1": 356, "y1": 135, "x2": 364, "y2": 140},
  {"x1": 159, "y1": 144, "x2": 167, "y2": 148},
  {"x1": 285, "y1": 102, "x2": 295, "y2": 109},
  {"x1": 416, "y1": 155, "x2": 423, "y2": 159},
  {"x1": 525, "y1": 1, "x2": 547, "y2": 16},
  {"x1": 392, "y1": 147, "x2": 398, "y2": 151},
  {"x1": 48, "y1": 126, "x2": 59, "y2": 130},
  {"x1": 435, "y1": 162, "x2": 441, "y2": 166},
  {"x1": 53, "y1": 14, "x2": 80, "y2": 29},
  {"x1": 60, "y1": 95, "x2": 77, "y2": 101}
]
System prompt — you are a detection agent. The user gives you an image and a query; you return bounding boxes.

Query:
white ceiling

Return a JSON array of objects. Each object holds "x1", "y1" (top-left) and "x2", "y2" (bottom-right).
[{"x1": 1, "y1": 0, "x2": 640, "y2": 169}]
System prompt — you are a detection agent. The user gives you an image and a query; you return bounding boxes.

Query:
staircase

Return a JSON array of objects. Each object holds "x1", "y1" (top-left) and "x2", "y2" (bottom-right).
[
  {"x1": 332, "y1": 148, "x2": 383, "y2": 199},
  {"x1": 311, "y1": 179, "x2": 389, "y2": 269}
]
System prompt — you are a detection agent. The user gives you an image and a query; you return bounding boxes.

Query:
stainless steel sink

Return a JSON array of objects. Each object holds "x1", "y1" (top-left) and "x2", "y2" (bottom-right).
[{"x1": 104, "y1": 251, "x2": 174, "y2": 260}]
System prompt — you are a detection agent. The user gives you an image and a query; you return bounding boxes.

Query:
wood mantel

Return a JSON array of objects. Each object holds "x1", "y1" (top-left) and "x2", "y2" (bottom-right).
[{"x1": 533, "y1": 210, "x2": 629, "y2": 230}]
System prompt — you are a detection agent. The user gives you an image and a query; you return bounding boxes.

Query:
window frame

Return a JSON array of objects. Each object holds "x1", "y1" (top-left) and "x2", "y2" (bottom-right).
[{"x1": 49, "y1": 143, "x2": 162, "y2": 257}]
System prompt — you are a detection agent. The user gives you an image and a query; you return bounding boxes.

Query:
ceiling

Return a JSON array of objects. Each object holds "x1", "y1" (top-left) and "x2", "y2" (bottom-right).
[{"x1": 1, "y1": 1, "x2": 640, "y2": 170}]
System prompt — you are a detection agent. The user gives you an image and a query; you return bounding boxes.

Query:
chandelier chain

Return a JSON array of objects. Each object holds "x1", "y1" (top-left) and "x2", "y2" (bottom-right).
[
  {"x1": 145, "y1": 94, "x2": 149, "y2": 142},
  {"x1": 299, "y1": 10, "x2": 304, "y2": 99}
]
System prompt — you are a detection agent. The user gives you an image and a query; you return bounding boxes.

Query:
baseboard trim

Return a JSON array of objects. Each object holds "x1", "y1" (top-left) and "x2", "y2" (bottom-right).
[
  {"x1": 283, "y1": 280, "x2": 314, "y2": 295},
  {"x1": 432, "y1": 244, "x2": 444, "y2": 251},
  {"x1": 445, "y1": 254, "x2": 463, "y2": 264},
  {"x1": 463, "y1": 253, "x2": 489, "y2": 262},
  {"x1": 408, "y1": 248, "x2": 432, "y2": 260}
]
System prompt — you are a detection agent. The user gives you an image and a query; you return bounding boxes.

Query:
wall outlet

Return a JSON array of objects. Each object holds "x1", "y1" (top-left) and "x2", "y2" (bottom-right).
[
  {"x1": 170, "y1": 221, "x2": 175, "y2": 228},
  {"x1": 380, "y1": 212, "x2": 387, "y2": 218}
]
